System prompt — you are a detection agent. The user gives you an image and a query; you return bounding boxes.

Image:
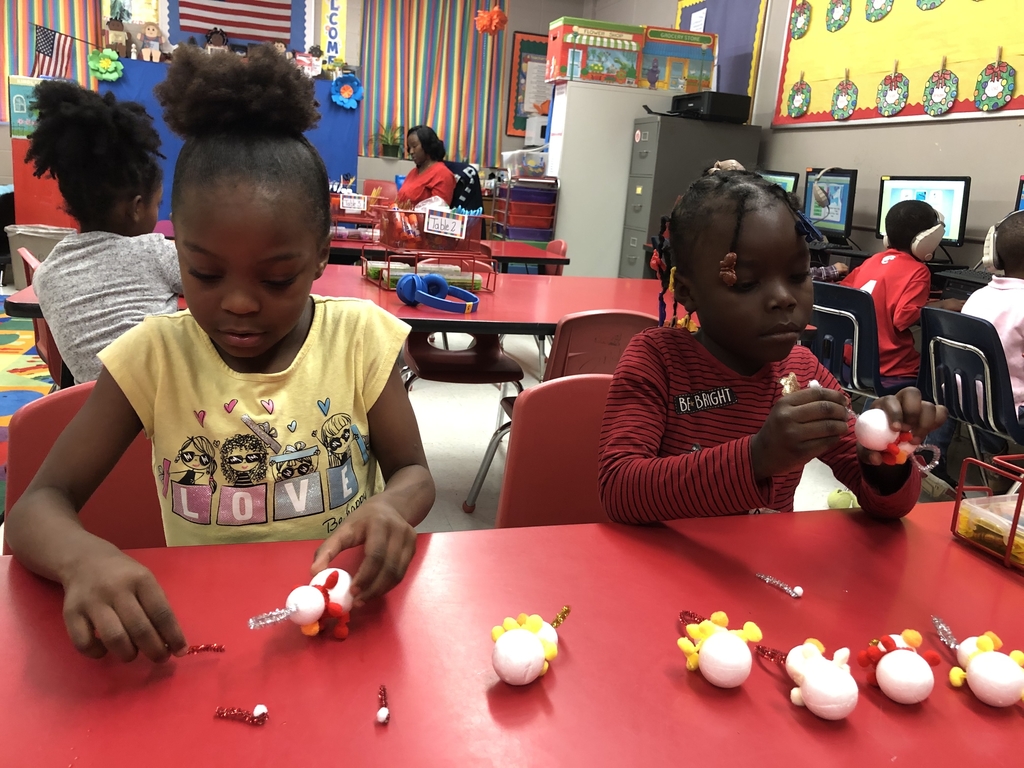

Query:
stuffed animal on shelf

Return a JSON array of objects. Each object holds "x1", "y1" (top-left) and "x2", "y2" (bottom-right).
[
  {"x1": 785, "y1": 639, "x2": 859, "y2": 720},
  {"x1": 858, "y1": 629, "x2": 941, "y2": 704},
  {"x1": 491, "y1": 613, "x2": 560, "y2": 685},
  {"x1": 248, "y1": 567, "x2": 353, "y2": 639},
  {"x1": 678, "y1": 611, "x2": 762, "y2": 688},
  {"x1": 949, "y1": 631, "x2": 1024, "y2": 707},
  {"x1": 139, "y1": 22, "x2": 162, "y2": 62}
]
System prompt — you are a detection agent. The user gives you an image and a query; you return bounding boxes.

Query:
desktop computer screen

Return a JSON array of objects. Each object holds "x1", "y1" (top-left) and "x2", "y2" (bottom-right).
[
  {"x1": 876, "y1": 175, "x2": 971, "y2": 247},
  {"x1": 758, "y1": 170, "x2": 800, "y2": 195},
  {"x1": 803, "y1": 168, "x2": 858, "y2": 240},
  {"x1": 1016, "y1": 176, "x2": 1024, "y2": 212}
]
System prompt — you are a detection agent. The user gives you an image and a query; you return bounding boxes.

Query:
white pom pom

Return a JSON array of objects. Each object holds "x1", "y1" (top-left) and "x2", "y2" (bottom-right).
[
  {"x1": 855, "y1": 409, "x2": 898, "y2": 451},
  {"x1": 966, "y1": 652, "x2": 1024, "y2": 707},
  {"x1": 493, "y1": 628, "x2": 547, "y2": 685},
  {"x1": 253, "y1": 704, "x2": 268, "y2": 717},
  {"x1": 536, "y1": 621, "x2": 559, "y2": 648},
  {"x1": 285, "y1": 585, "x2": 326, "y2": 625},
  {"x1": 310, "y1": 567, "x2": 354, "y2": 612},
  {"x1": 697, "y1": 631, "x2": 752, "y2": 688},
  {"x1": 876, "y1": 651, "x2": 935, "y2": 704},
  {"x1": 792, "y1": 586, "x2": 804, "y2": 597},
  {"x1": 957, "y1": 636, "x2": 979, "y2": 669},
  {"x1": 376, "y1": 707, "x2": 390, "y2": 724}
]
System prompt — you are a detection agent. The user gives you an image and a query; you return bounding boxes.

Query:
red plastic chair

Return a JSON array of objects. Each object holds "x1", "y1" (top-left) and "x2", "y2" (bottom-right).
[
  {"x1": 464, "y1": 309, "x2": 657, "y2": 512},
  {"x1": 495, "y1": 374, "x2": 613, "y2": 528},
  {"x1": 153, "y1": 220, "x2": 175, "y2": 238},
  {"x1": 3, "y1": 380, "x2": 166, "y2": 554},
  {"x1": 363, "y1": 179, "x2": 399, "y2": 206},
  {"x1": 18, "y1": 247, "x2": 65, "y2": 388},
  {"x1": 541, "y1": 238, "x2": 567, "y2": 277}
]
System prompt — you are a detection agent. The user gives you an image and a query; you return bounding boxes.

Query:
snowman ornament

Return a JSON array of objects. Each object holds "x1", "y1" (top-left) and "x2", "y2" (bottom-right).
[
  {"x1": 858, "y1": 630, "x2": 941, "y2": 704},
  {"x1": 950, "y1": 631, "x2": 1024, "y2": 707}
]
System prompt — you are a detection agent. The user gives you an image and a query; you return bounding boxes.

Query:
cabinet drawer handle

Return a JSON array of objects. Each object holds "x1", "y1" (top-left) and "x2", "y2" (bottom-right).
[
  {"x1": 638, "y1": 150, "x2": 649, "y2": 157},
  {"x1": 627, "y1": 255, "x2": 637, "y2": 263},
  {"x1": 632, "y1": 204, "x2": 643, "y2": 212}
]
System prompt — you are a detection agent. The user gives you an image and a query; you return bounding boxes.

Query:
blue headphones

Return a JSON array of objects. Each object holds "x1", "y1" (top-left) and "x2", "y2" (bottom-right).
[{"x1": 395, "y1": 273, "x2": 479, "y2": 314}]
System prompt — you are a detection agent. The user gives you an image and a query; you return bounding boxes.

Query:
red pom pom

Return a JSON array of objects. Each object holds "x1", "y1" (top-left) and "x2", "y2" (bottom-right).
[
  {"x1": 880, "y1": 636, "x2": 898, "y2": 652},
  {"x1": 857, "y1": 649, "x2": 872, "y2": 667},
  {"x1": 866, "y1": 669, "x2": 878, "y2": 687},
  {"x1": 881, "y1": 453, "x2": 897, "y2": 465},
  {"x1": 898, "y1": 431, "x2": 913, "y2": 443},
  {"x1": 332, "y1": 621, "x2": 350, "y2": 640},
  {"x1": 884, "y1": 443, "x2": 901, "y2": 456},
  {"x1": 923, "y1": 650, "x2": 941, "y2": 667},
  {"x1": 327, "y1": 601, "x2": 345, "y2": 618},
  {"x1": 866, "y1": 645, "x2": 884, "y2": 664},
  {"x1": 324, "y1": 571, "x2": 339, "y2": 589}
]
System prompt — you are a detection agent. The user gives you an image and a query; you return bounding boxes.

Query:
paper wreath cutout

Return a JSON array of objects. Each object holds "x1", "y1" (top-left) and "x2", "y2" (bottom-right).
[
  {"x1": 787, "y1": 79, "x2": 812, "y2": 118},
  {"x1": 831, "y1": 78, "x2": 858, "y2": 120},
  {"x1": 790, "y1": 1, "x2": 812, "y2": 39},
  {"x1": 923, "y1": 68, "x2": 958, "y2": 117},
  {"x1": 974, "y1": 59, "x2": 1016, "y2": 112},
  {"x1": 876, "y1": 71, "x2": 909, "y2": 117},
  {"x1": 826, "y1": 0, "x2": 851, "y2": 32},
  {"x1": 865, "y1": 0, "x2": 893, "y2": 22},
  {"x1": 917, "y1": 0, "x2": 944, "y2": 8}
]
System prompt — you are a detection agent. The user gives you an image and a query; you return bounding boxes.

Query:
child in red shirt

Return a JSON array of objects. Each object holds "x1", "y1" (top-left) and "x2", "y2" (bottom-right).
[
  {"x1": 599, "y1": 171, "x2": 946, "y2": 522},
  {"x1": 841, "y1": 200, "x2": 964, "y2": 387}
]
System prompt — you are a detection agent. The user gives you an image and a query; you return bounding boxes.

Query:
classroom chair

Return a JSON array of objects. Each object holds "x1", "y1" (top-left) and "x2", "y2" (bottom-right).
[
  {"x1": 362, "y1": 179, "x2": 398, "y2": 206},
  {"x1": 153, "y1": 220, "x2": 175, "y2": 238},
  {"x1": 917, "y1": 307, "x2": 1024, "y2": 486},
  {"x1": 464, "y1": 309, "x2": 657, "y2": 513},
  {"x1": 809, "y1": 281, "x2": 896, "y2": 399},
  {"x1": 4, "y1": 380, "x2": 165, "y2": 554},
  {"x1": 18, "y1": 247, "x2": 69, "y2": 389},
  {"x1": 534, "y1": 239, "x2": 568, "y2": 374},
  {"x1": 494, "y1": 374, "x2": 613, "y2": 528}
]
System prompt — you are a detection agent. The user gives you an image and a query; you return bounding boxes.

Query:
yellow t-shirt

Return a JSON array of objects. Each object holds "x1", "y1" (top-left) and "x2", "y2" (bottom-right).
[{"x1": 98, "y1": 296, "x2": 410, "y2": 546}]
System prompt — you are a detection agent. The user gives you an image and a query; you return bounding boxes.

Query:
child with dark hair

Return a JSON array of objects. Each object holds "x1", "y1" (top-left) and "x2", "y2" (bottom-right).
[
  {"x1": 841, "y1": 199, "x2": 964, "y2": 387},
  {"x1": 396, "y1": 125, "x2": 455, "y2": 205},
  {"x1": 26, "y1": 80, "x2": 182, "y2": 383},
  {"x1": 6, "y1": 46, "x2": 435, "y2": 663},
  {"x1": 599, "y1": 170, "x2": 945, "y2": 522}
]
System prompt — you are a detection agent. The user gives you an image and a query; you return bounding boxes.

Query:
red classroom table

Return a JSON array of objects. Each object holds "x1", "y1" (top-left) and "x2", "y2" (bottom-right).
[
  {"x1": 1, "y1": 503, "x2": 1022, "y2": 765},
  {"x1": 329, "y1": 239, "x2": 568, "y2": 274}
]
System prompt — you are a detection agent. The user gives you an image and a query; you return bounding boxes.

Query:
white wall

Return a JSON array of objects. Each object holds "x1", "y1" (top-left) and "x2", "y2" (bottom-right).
[{"x1": 582, "y1": 0, "x2": 676, "y2": 26}]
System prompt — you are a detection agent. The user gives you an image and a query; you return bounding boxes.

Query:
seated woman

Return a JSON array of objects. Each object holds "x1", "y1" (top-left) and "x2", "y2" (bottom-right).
[
  {"x1": 27, "y1": 81, "x2": 182, "y2": 383},
  {"x1": 396, "y1": 125, "x2": 456, "y2": 206}
]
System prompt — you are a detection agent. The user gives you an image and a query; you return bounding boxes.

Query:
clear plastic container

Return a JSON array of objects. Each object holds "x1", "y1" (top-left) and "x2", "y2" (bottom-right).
[
  {"x1": 501, "y1": 149, "x2": 547, "y2": 179},
  {"x1": 956, "y1": 494, "x2": 1024, "y2": 566}
]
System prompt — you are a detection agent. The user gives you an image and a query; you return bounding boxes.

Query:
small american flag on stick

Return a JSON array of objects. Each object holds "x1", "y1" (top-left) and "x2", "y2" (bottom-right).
[{"x1": 32, "y1": 25, "x2": 74, "y2": 79}]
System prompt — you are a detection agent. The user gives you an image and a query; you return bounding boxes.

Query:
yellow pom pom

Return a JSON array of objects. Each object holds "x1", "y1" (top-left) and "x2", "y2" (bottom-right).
[
  {"x1": 901, "y1": 629, "x2": 923, "y2": 648},
  {"x1": 524, "y1": 614, "x2": 544, "y2": 634},
  {"x1": 983, "y1": 631, "x2": 1003, "y2": 651},
  {"x1": 685, "y1": 623, "x2": 702, "y2": 640},
  {"x1": 516, "y1": 613, "x2": 530, "y2": 626},
  {"x1": 503, "y1": 617, "x2": 519, "y2": 632},
  {"x1": 542, "y1": 639, "x2": 558, "y2": 661},
  {"x1": 300, "y1": 622, "x2": 320, "y2": 637},
  {"x1": 949, "y1": 667, "x2": 967, "y2": 687},
  {"x1": 743, "y1": 622, "x2": 763, "y2": 643},
  {"x1": 678, "y1": 638, "x2": 696, "y2": 655},
  {"x1": 1010, "y1": 650, "x2": 1024, "y2": 667},
  {"x1": 710, "y1": 611, "x2": 729, "y2": 627},
  {"x1": 977, "y1": 635, "x2": 995, "y2": 653},
  {"x1": 492, "y1": 626, "x2": 505, "y2": 642},
  {"x1": 806, "y1": 638, "x2": 825, "y2": 653},
  {"x1": 697, "y1": 620, "x2": 717, "y2": 638},
  {"x1": 686, "y1": 654, "x2": 700, "y2": 671},
  {"x1": 541, "y1": 660, "x2": 550, "y2": 676}
]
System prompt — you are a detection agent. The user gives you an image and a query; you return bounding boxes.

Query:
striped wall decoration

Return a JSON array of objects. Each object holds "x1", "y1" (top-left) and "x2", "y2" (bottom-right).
[
  {"x1": 361, "y1": 0, "x2": 506, "y2": 168},
  {"x1": 1, "y1": 0, "x2": 100, "y2": 124}
]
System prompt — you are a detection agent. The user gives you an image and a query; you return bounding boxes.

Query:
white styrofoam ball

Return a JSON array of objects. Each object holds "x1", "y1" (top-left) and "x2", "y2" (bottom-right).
[
  {"x1": 376, "y1": 707, "x2": 390, "y2": 724},
  {"x1": 536, "y1": 621, "x2": 559, "y2": 648},
  {"x1": 886, "y1": 633, "x2": 910, "y2": 650},
  {"x1": 957, "y1": 636, "x2": 979, "y2": 669},
  {"x1": 493, "y1": 628, "x2": 546, "y2": 685},
  {"x1": 310, "y1": 567, "x2": 354, "y2": 612},
  {"x1": 966, "y1": 652, "x2": 1024, "y2": 707},
  {"x1": 285, "y1": 584, "x2": 326, "y2": 625},
  {"x1": 786, "y1": 643, "x2": 818, "y2": 685},
  {"x1": 253, "y1": 704, "x2": 268, "y2": 717},
  {"x1": 855, "y1": 409, "x2": 899, "y2": 451},
  {"x1": 698, "y1": 631, "x2": 752, "y2": 688},
  {"x1": 876, "y1": 651, "x2": 934, "y2": 704},
  {"x1": 798, "y1": 661, "x2": 859, "y2": 720}
]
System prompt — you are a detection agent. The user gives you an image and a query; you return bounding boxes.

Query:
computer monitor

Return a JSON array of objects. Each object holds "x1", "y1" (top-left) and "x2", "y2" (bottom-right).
[
  {"x1": 758, "y1": 170, "x2": 800, "y2": 196},
  {"x1": 875, "y1": 175, "x2": 971, "y2": 247},
  {"x1": 1015, "y1": 176, "x2": 1024, "y2": 212},
  {"x1": 803, "y1": 168, "x2": 858, "y2": 241}
]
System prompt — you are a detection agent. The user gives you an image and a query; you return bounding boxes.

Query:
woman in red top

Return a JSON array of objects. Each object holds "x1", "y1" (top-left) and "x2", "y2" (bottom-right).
[{"x1": 396, "y1": 125, "x2": 456, "y2": 206}]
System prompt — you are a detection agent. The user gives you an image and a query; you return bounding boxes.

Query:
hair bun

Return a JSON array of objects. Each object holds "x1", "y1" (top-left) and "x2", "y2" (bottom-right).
[{"x1": 155, "y1": 44, "x2": 320, "y2": 139}]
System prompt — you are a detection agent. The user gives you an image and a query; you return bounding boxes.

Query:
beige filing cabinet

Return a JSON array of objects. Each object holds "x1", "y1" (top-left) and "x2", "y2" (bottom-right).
[{"x1": 620, "y1": 115, "x2": 761, "y2": 278}]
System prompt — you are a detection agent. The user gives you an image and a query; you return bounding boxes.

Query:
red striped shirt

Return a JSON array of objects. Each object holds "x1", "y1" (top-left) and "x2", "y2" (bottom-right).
[{"x1": 598, "y1": 327, "x2": 920, "y2": 523}]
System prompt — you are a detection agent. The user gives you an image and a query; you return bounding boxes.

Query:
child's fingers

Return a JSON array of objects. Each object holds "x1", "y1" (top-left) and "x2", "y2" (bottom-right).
[
  {"x1": 783, "y1": 387, "x2": 848, "y2": 407},
  {"x1": 350, "y1": 520, "x2": 389, "y2": 600},
  {"x1": 115, "y1": 595, "x2": 172, "y2": 663},
  {"x1": 65, "y1": 611, "x2": 107, "y2": 659},
  {"x1": 895, "y1": 388, "x2": 924, "y2": 431},
  {"x1": 352, "y1": 527, "x2": 415, "y2": 604},
  {"x1": 135, "y1": 579, "x2": 187, "y2": 658},
  {"x1": 90, "y1": 604, "x2": 139, "y2": 662},
  {"x1": 870, "y1": 398, "x2": 905, "y2": 433},
  {"x1": 311, "y1": 523, "x2": 361, "y2": 576},
  {"x1": 788, "y1": 400, "x2": 851, "y2": 426}
]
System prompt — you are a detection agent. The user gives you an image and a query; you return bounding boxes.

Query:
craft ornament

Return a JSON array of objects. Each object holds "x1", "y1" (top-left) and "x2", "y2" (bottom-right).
[
  {"x1": 974, "y1": 48, "x2": 1015, "y2": 112},
  {"x1": 248, "y1": 568, "x2": 354, "y2": 640},
  {"x1": 377, "y1": 685, "x2": 390, "y2": 724},
  {"x1": 858, "y1": 630, "x2": 941, "y2": 704},
  {"x1": 950, "y1": 632, "x2": 1024, "y2": 707},
  {"x1": 876, "y1": 63, "x2": 909, "y2": 117},
  {"x1": 864, "y1": 0, "x2": 893, "y2": 22},
  {"x1": 826, "y1": 0, "x2": 851, "y2": 32},
  {"x1": 678, "y1": 611, "x2": 763, "y2": 688},
  {"x1": 790, "y1": 1, "x2": 812, "y2": 39},
  {"x1": 784, "y1": 639, "x2": 859, "y2": 720},
  {"x1": 491, "y1": 613, "x2": 561, "y2": 686},
  {"x1": 923, "y1": 58, "x2": 958, "y2": 117},
  {"x1": 831, "y1": 73, "x2": 858, "y2": 120},
  {"x1": 787, "y1": 73, "x2": 812, "y2": 118},
  {"x1": 854, "y1": 409, "x2": 940, "y2": 470}
]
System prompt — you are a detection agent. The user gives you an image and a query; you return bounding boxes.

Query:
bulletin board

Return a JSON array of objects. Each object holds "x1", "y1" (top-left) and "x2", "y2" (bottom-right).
[
  {"x1": 506, "y1": 32, "x2": 549, "y2": 137},
  {"x1": 676, "y1": 0, "x2": 770, "y2": 98},
  {"x1": 774, "y1": 0, "x2": 1024, "y2": 127}
]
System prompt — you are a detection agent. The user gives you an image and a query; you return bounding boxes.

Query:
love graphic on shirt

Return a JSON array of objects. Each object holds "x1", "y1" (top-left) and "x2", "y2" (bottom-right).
[{"x1": 674, "y1": 387, "x2": 739, "y2": 415}]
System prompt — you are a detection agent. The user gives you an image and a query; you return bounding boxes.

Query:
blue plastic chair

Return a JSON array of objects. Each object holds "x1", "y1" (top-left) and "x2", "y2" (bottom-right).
[
  {"x1": 917, "y1": 307, "x2": 1024, "y2": 453},
  {"x1": 809, "y1": 281, "x2": 896, "y2": 398}
]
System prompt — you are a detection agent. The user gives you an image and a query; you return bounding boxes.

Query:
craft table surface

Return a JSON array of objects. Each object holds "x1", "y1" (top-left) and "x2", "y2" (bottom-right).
[
  {"x1": 327, "y1": 240, "x2": 565, "y2": 272},
  {"x1": 2, "y1": 503, "x2": 1023, "y2": 766}
]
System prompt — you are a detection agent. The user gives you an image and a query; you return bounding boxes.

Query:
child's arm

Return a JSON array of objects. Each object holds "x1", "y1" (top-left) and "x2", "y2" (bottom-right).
[
  {"x1": 5, "y1": 370, "x2": 187, "y2": 662},
  {"x1": 311, "y1": 362, "x2": 434, "y2": 605}
]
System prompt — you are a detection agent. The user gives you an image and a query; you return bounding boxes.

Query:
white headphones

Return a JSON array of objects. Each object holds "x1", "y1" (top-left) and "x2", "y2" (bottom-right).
[
  {"x1": 883, "y1": 209, "x2": 945, "y2": 262},
  {"x1": 983, "y1": 210, "x2": 1024, "y2": 273}
]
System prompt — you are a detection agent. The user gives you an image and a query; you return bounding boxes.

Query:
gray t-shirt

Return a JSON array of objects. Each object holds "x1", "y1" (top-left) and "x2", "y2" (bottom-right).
[{"x1": 34, "y1": 231, "x2": 183, "y2": 383}]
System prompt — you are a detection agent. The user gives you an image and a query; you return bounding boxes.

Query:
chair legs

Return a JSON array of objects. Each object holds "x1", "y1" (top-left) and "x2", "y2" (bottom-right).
[
  {"x1": 463, "y1": 421, "x2": 512, "y2": 513},
  {"x1": 966, "y1": 424, "x2": 995, "y2": 488}
]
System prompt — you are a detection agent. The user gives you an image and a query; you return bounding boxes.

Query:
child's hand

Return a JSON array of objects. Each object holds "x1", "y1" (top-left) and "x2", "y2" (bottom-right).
[
  {"x1": 62, "y1": 544, "x2": 186, "y2": 662},
  {"x1": 311, "y1": 497, "x2": 417, "y2": 608},
  {"x1": 858, "y1": 387, "x2": 947, "y2": 466},
  {"x1": 751, "y1": 387, "x2": 851, "y2": 480}
]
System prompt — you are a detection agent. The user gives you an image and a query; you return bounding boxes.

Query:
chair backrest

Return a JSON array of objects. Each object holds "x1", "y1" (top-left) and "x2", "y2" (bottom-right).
[
  {"x1": 153, "y1": 220, "x2": 175, "y2": 238},
  {"x1": 917, "y1": 307, "x2": 1024, "y2": 444},
  {"x1": 18, "y1": 247, "x2": 65, "y2": 385},
  {"x1": 444, "y1": 161, "x2": 484, "y2": 211},
  {"x1": 18, "y1": 246, "x2": 41, "y2": 283},
  {"x1": 544, "y1": 310, "x2": 658, "y2": 381},
  {"x1": 363, "y1": 178, "x2": 399, "y2": 203},
  {"x1": 809, "y1": 281, "x2": 886, "y2": 397},
  {"x1": 4, "y1": 381, "x2": 166, "y2": 554},
  {"x1": 496, "y1": 374, "x2": 613, "y2": 528},
  {"x1": 542, "y1": 239, "x2": 567, "y2": 276}
]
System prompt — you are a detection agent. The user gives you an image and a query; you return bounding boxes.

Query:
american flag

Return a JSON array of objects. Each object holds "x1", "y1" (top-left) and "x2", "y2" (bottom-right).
[
  {"x1": 32, "y1": 25, "x2": 74, "y2": 79},
  {"x1": 178, "y1": 0, "x2": 293, "y2": 44}
]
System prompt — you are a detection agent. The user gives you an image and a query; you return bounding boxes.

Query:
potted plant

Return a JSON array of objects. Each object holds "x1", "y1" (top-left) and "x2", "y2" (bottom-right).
[{"x1": 375, "y1": 123, "x2": 404, "y2": 158}]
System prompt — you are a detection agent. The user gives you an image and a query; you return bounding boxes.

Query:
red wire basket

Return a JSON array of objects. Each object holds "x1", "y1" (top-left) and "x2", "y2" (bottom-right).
[
  {"x1": 950, "y1": 454, "x2": 1024, "y2": 572},
  {"x1": 361, "y1": 252, "x2": 498, "y2": 294}
]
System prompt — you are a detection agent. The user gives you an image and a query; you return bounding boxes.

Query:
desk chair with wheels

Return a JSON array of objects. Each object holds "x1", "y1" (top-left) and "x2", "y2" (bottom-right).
[
  {"x1": 17, "y1": 248, "x2": 72, "y2": 388},
  {"x1": 495, "y1": 374, "x2": 613, "y2": 528},
  {"x1": 810, "y1": 281, "x2": 896, "y2": 399},
  {"x1": 917, "y1": 307, "x2": 1024, "y2": 484},
  {"x1": 4, "y1": 380, "x2": 165, "y2": 554},
  {"x1": 464, "y1": 310, "x2": 657, "y2": 512}
]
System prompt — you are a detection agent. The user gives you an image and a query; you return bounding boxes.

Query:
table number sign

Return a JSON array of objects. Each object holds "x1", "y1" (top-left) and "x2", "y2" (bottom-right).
[
  {"x1": 424, "y1": 209, "x2": 468, "y2": 240},
  {"x1": 341, "y1": 193, "x2": 368, "y2": 212}
]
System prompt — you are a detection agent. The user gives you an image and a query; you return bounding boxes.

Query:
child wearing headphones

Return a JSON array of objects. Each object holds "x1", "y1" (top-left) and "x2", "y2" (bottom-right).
[{"x1": 841, "y1": 200, "x2": 964, "y2": 389}]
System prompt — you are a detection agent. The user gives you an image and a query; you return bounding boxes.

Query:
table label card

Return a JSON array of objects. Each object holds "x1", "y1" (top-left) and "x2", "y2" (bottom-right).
[
  {"x1": 424, "y1": 209, "x2": 468, "y2": 240},
  {"x1": 341, "y1": 193, "x2": 368, "y2": 212}
]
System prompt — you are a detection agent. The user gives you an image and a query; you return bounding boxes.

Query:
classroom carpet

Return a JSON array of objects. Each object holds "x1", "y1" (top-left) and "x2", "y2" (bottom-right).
[{"x1": 0, "y1": 312, "x2": 54, "y2": 513}]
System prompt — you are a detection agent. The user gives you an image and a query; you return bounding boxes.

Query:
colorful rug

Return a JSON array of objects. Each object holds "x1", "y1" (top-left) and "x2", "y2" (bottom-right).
[{"x1": 0, "y1": 312, "x2": 54, "y2": 512}]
